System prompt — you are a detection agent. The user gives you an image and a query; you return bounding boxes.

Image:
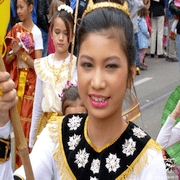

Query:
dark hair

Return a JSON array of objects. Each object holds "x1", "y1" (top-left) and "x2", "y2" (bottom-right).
[
  {"x1": 50, "y1": 8, "x2": 74, "y2": 42},
  {"x1": 61, "y1": 86, "x2": 80, "y2": 115},
  {"x1": 15, "y1": 0, "x2": 34, "y2": 6},
  {"x1": 77, "y1": 5, "x2": 136, "y2": 79}
]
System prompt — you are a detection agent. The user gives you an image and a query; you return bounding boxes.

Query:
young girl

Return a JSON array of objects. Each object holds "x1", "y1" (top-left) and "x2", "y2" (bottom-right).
[
  {"x1": 137, "y1": 6, "x2": 149, "y2": 69},
  {"x1": 0, "y1": 0, "x2": 167, "y2": 179},
  {"x1": 48, "y1": 0, "x2": 64, "y2": 54},
  {"x1": 29, "y1": 4, "x2": 77, "y2": 149},
  {"x1": 61, "y1": 85, "x2": 87, "y2": 115},
  {"x1": 4, "y1": 0, "x2": 43, "y2": 167}
]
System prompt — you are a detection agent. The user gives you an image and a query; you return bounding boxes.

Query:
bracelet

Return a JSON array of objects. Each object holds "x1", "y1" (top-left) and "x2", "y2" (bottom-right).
[
  {"x1": 0, "y1": 136, "x2": 11, "y2": 164},
  {"x1": 20, "y1": 52, "x2": 28, "y2": 62}
]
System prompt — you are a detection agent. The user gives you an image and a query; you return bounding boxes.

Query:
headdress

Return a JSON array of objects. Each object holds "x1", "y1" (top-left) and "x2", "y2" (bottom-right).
[
  {"x1": 57, "y1": 4, "x2": 73, "y2": 15},
  {"x1": 82, "y1": 0, "x2": 130, "y2": 18}
]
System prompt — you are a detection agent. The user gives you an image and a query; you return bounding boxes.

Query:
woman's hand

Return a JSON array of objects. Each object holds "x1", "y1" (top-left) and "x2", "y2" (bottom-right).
[{"x1": 0, "y1": 72, "x2": 18, "y2": 126}]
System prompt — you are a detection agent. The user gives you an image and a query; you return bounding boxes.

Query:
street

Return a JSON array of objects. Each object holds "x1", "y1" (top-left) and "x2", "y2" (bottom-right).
[{"x1": 133, "y1": 56, "x2": 180, "y2": 179}]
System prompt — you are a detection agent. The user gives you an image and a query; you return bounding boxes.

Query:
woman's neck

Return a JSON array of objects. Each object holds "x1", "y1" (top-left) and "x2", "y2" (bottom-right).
[{"x1": 87, "y1": 112, "x2": 128, "y2": 149}]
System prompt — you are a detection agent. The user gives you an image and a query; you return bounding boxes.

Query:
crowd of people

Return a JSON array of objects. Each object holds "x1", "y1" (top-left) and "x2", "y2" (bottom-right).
[{"x1": 0, "y1": 0, "x2": 180, "y2": 179}]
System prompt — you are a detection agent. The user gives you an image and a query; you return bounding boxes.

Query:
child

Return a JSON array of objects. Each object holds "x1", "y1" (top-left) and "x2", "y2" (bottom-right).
[
  {"x1": 137, "y1": 6, "x2": 149, "y2": 69},
  {"x1": 4, "y1": 0, "x2": 43, "y2": 168},
  {"x1": 29, "y1": 4, "x2": 77, "y2": 149},
  {"x1": 48, "y1": 0, "x2": 64, "y2": 54},
  {"x1": 61, "y1": 85, "x2": 87, "y2": 115},
  {"x1": 0, "y1": 0, "x2": 167, "y2": 179},
  {"x1": 34, "y1": 84, "x2": 87, "y2": 142},
  {"x1": 169, "y1": 0, "x2": 180, "y2": 40}
]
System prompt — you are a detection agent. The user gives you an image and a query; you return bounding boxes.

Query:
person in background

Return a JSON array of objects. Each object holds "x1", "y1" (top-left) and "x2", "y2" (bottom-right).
[
  {"x1": 169, "y1": 0, "x2": 180, "y2": 40},
  {"x1": 137, "y1": 6, "x2": 150, "y2": 69},
  {"x1": 29, "y1": 4, "x2": 77, "y2": 149},
  {"x1": 0, "y1": 0, "x2": 167, "y2": 179},
  {"x1": 61, "y1": 85, "x2": 87, "y2": 115},
  {"x1": 169, "y1": 0, "x2": 180, "y2": 63},
  {"x1": 164, "y1": 0, "x2": 178, "y2": 62},
  {"x1": 36, "y1": 0, "x2": 50, "y2": 57},
  {"x1": 149, "y1": 0, "x2": 165, "y2": 58},
  {"x1": 3, "y1": 0, "x2": 43, "y2": 168},
  {"x1": 127, "y1": 0, "x2": 145, "y2": 75},
  {"x1": 48, "y1": 0, "x2": 64, "y2": 54}
]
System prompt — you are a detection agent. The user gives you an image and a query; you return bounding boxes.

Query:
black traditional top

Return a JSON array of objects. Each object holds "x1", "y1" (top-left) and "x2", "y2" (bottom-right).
[{"x1": 49, "y1": 114, "x2": 161, "y2": 180}]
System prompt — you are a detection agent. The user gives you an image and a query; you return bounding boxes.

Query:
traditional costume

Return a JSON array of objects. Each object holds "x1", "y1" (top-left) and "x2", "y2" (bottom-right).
[
  {"x1": 4, "y1": 22, "x2": 43, "y2": 167},
  {"x1": 29, "y1": 53, "x2": 77, "y2": 148},
  {"x1": 13, "y1": 113, "x2": 167, "y2": 179}
]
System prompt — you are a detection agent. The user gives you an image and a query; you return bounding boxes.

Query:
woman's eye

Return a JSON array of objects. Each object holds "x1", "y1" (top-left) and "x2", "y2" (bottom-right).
[
  {"x1": 82, "y1": 62, "x2": 93, "y2": 68},
  {"x1": 106, "y1": 64, "x2": 118, "y2": 69},
  {"x1": 55, "y1": 30, "x2": 60, "y2": 34}
]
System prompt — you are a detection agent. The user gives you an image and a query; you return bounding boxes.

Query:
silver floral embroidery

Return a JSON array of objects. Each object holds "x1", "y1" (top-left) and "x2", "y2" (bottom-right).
[
  {"x1": 90, "y1": 177, "x2": 98, "y2": 180},
  {"x1": 90, "y1": 159, "x2": 100, "y2": 174},
  {"x1": 68, "y1": 134, "x2": 81, "y2": 150},
  {"x1": 105, "y1": 153, "x2": 120, "y2": 173},
  {"x1": 122, "y1": 138, "x2": 136, "y2": 157},
  {"x1": 75, "y1": 148, "x2": 90, "y2": 168},
  {"x1": 132, "y1": 126, "x2": 147, "y2": 138},
  {"x1": 67, "y1": 115, "x2": 82, "y2": 130}
]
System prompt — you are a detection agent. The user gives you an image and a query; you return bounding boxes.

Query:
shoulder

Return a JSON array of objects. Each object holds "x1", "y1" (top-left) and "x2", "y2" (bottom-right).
[{"x1": 32, "y1": 25, "x2": 42, "y2": 36}]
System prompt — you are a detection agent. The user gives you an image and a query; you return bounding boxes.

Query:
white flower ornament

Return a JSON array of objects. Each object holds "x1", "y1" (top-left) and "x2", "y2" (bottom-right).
[{"x1": 57, "y1": 4, "x2": 73, "y2": 15}]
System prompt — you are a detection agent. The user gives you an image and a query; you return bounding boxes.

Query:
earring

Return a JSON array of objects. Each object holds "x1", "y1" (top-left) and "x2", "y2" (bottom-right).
[{"x1": 122, "y1": 88, "x2": 140, "y2": 122}]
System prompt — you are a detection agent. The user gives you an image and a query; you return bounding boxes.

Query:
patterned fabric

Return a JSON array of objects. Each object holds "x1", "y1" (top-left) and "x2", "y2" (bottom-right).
[{"x1": 49, "y1": 114, "x2": 161, "y2": 179}]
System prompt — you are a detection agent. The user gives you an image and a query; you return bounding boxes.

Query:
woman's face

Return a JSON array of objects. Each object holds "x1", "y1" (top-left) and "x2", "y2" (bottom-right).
[{"x1": 78, "y1": 32, "x2": 131, "y2": 120}]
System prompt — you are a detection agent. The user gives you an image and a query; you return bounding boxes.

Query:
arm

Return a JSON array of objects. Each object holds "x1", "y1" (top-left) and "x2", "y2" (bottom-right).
[
  {"x1": 0, "y1": 71, "x2": 18, "y2": 180},
  {"x1": 14, "y1": 125, "x2": 56, "y2": 179},
  {"x1": 156, "y1": 100, "x2": 180, "y2": 148},
  {"x1": 29, "y1": 77, "x2": 43, "y2": 148}
]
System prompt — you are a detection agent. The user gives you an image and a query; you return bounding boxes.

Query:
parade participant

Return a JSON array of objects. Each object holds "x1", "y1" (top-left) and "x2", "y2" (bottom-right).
[
  {"x1": 4, "y1": 0, "x2": 43, "y2": 168},
  {"x1": 61, "y1": 84, "x2": 87, "y2": 115},
  {"x1": 0, "y1": 0, "x2": 167, "y2": 179},
  {"x1": 29, "y1": 4, "x2": 77, "y2": 149},
  {"x1": 48, "y1": 0, "x2": 64, "y2": 54},
  {"x1": 157, "y1": 100, "x2": 180, "y2": 179}
]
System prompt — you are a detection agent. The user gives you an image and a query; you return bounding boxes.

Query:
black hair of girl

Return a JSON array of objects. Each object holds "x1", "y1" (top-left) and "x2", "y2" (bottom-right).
[
  {"x1": 15, "y1": 0, "x2": 34, "y2": 6},
  {"x1": 61, "y1": 86, "x2": 80, "y2": 115},
  {"x1": 77, "y1": 6, "x2": 136, "y2": 79},
  {"x1": 50, "y1": 9, "x2": 74, "y2": 43}
]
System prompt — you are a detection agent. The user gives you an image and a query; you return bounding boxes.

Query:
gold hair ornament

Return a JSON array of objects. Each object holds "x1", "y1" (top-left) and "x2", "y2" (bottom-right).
[
  {"x1": 57, "y1": 4, "x2": 73, "y2": 15},
  {"x1": 82, "y1": 0, "x2": 130, "y2": 17}
]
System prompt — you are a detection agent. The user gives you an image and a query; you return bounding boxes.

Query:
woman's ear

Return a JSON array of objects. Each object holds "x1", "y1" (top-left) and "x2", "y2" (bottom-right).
[
  {"x1": 29, "y1": 4, "x2": 33, "y2": 13},
  {"x1": 127, "y1": 64, "x2": 136, "y2": 89}
]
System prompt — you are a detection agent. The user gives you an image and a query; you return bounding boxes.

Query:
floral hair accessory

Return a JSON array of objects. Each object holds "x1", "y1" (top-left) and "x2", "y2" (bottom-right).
[
  {"x1": 59, "y1": 80, "x2": 78, "y2": 100},
  {"x1": 57, "y1": 4, "x2": 73, "y2": 15}
]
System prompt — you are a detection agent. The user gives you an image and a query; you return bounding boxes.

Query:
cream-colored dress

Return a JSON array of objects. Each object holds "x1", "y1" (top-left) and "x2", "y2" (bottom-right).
[{"x1": 29, "y1": 53, "x2": 77, "y2": 148}]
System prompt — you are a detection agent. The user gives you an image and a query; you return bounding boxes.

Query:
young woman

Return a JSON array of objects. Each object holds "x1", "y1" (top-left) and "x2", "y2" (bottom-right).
[
  {"x1": 29, "y1": 4, "x2": 77, "y2": 148},
  {"x1": 0, "y1": 0, "x2": 167, "y2": 179},
  {"x1": 3, "y1": 0, "x2": 43, "y2": 167}
]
